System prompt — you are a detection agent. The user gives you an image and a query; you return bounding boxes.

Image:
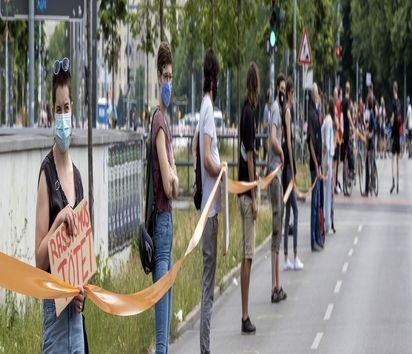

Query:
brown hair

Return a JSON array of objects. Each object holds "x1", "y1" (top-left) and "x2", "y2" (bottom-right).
[
  {"x1": 328, "y1": 96, "x2": 335, "y2": 118},
  {"x1": 286, "y1": 77, "x2": 294, "y2": 102},
  {"x1": 157, "y1": 42, "x2": 172, "y2": 75},
  {"x1": 276, "y1": 73, "x2": 285, "y2": 90},
  {"x1": 245, "y1": 62, "x2": 260, "y2": 108},
  {"x1": 367, "y1": 93, "x2": 373, "y2": 110},
  {"x1": 52, "y1": 68, "x2": 72, "y2": 107},
  {"x1": 203, "y1": 48, "x2": 219, "y2": 94}
]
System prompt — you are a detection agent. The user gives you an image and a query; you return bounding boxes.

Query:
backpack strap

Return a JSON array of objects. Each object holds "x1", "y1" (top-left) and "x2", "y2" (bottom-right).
[{"x1": 144, "y1": 108, "x2": 159, "y2": 222}]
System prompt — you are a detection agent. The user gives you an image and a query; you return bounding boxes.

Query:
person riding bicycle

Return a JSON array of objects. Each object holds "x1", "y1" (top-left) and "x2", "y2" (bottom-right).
[{"x1": 364, "y1": 94, "x2": 376, "y2": 197}]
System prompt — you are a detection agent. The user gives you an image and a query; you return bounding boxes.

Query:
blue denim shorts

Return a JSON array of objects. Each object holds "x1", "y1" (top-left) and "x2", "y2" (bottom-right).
[{"x1": 42, "y1": 299, "x2": 85, "y2": 354}]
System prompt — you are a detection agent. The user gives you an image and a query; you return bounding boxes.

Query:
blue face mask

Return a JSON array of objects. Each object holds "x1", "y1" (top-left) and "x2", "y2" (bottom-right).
[
  {"x1": 55, "y1": 112, "x2": 72, "y2": 153},
  {"x1": 161, "y1": 82, "x2": 172, "y2": 108}
]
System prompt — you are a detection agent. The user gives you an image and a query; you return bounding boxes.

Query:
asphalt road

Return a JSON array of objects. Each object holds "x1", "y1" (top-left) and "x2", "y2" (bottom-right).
[{"x1": 169, "y1": 156, "x2": 412, "y2": 354}]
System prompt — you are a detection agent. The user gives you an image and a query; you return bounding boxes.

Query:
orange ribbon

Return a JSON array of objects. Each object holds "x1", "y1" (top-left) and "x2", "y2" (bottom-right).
[
  {"x1": 227, "y1": 165, "x2": 281, "y2": 194},
  {"x1": 0, "y1": 166, "x2": 226, "y2": 316}
]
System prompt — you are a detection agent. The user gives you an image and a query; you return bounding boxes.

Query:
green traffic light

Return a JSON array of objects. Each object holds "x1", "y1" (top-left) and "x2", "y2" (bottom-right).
[{"x1": 270, "y1": 30, "x2": 276, "y2": 48}]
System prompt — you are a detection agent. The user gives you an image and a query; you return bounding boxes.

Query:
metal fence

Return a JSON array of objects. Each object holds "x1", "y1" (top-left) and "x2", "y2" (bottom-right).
[
  {"x1": 173, "y1": 132, "x2": 269, "y2": 193},
  {"x1": 108, "y1": 139, "x2": 145, "y2": 256}
]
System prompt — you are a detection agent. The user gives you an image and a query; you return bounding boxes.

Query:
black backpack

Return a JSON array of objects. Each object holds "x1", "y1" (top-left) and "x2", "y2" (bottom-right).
[
  {"x1": 193, "y1": 131, "x2": 202, "y2": 210},
  {"x1": 138, "y1": 109, "x2": 158, "y2": 274}
]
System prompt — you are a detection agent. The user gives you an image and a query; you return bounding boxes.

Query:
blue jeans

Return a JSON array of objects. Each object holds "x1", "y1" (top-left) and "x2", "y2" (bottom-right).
[
  {"x1": 324, "y1": 158, "x2": 333, "y2": 233},
  {"x1": 42, "y1": 299, "x2": 84, "y2": 353},
  {"x1": 310, "y1": 170, "x2": 322, "y2": 248},
  {"x1": 152, "y1": 212, "x2": 173, "y2": 354},
  {"x1": 284, "y1": 165, "x2": 298, "y2": 255}
]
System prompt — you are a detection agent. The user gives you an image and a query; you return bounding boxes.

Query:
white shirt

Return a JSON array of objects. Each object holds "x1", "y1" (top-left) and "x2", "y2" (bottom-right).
[
  {"x1": 321, "y1": 113, "x2": 334, "y2": 159},
  {"x1": 408, "y1": 104, "x2": 412, "y2": 130},
  {"x1": 199, "y1": 94, "x2": 221, "y2": 217}
]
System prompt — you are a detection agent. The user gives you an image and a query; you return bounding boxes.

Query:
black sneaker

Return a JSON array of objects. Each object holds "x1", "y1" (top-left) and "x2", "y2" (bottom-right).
[
  {"x1": 241, "y1": 317, "x2": 256, "y2": 335},
  {"x1": 271, "y1": 289, "x2": 279, "y2": 303},
  {"x1": 277, "y1": 287, "x2": 287, "y2": 301},
  {"x1": 271, "y1": 287, "x2": 287, "y2": 303}
]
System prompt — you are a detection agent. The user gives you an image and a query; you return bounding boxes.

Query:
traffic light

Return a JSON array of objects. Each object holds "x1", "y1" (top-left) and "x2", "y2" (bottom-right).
[
  {"x1": 335, "y1": 46, "x2": 341, "y2": 58},
  {"x1": 269, "y1": 5, "x2": 285, "y2": 51},
  {"x1": 335, "y1": 45, "x2": 342, "y2": 71},
  {"x1": 269, "y1": 6, "x2": 277, "y2": 49}
]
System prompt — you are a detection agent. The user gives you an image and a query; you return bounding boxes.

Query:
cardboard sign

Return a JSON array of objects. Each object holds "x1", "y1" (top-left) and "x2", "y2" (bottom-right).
[
  {"x1": 48, "y1": 199, "x2": 96, "y2": 316},
  {"x1": 222, "y1": 168, "x2": 229, "y2": 255}
]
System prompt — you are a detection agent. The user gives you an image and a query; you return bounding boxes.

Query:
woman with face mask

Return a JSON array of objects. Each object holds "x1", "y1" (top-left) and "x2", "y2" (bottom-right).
[
  {"x1": 151, "y1": 42, "x2": 179, "y2": 354},
  {"x1": 35, "y1": 58, "x2": 87, "y2": 353}
]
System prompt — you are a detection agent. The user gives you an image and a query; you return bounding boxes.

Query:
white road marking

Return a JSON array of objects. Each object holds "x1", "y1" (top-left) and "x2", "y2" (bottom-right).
[
  {"x1": 342, "y1": 262, "x2": 349, "y2": 273},
  {"x1": 357, "y1": 225, "x2": 363, "y2": 233},
  {"x1": 324, "y1": 304, "x2": 334, "y2": 320},
  {"x1": 334, "y1": 280, "x2": 342, "y2": 294},
  {"x1": 311, "y1": 332, "x2": 324, "y2": 350},
  {"x1": 354, "y1": 237, "x2": 359, "y2": 245},
  {"x1": 348, "y1": 248, "x2": 354, "y2": 257}
]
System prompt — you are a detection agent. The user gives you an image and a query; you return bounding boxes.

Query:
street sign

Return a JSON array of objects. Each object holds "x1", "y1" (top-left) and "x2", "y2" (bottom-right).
[
  {"x1": 303, "y1": 68, "x2": 313, "y2": 90},
  {"x1": 366, "y1": 72, "x2": 372, "y2": 87},
  {"x1": 0, "y1": 0, "x2": 84, "y2": 21},
  {"x1": 298, "y1": 26, "x2": 312, "y2": 65}
]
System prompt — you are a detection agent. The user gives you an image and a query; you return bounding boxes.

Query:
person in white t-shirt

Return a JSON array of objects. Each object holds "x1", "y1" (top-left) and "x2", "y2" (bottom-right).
[
  {"x1": 199, "y1": 48, "x2": 225, "y2": 354},
  {"x1": 321, "y1": 97, "x2": 335, "y2": 234}
]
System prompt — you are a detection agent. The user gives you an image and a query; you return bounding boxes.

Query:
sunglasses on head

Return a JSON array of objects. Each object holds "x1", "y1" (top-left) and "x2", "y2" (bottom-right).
[{"x1": 53, "y1": 57, "x2": 70, "y2": 76}]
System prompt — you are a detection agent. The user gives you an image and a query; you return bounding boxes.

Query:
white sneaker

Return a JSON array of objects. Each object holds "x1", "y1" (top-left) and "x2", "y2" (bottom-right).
[
  {"x1": 283, "y1": 258, "x2": 294, "y2": 271},
  {"x1": 294, "y1": 257, "x2": 304, "y2": 270}
]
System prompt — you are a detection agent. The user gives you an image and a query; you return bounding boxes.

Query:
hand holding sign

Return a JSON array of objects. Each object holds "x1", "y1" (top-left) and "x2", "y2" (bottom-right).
[
  {"x1": 48, "y1": 199, "x2": 96, "y2": 316},
  {"x1": 56, "y1": 204, "x2": 78, "y2": 237}
]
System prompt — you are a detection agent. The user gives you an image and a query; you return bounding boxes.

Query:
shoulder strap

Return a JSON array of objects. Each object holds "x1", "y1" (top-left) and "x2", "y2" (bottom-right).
[{"x1": 144, "y1": 108, "x2": 159, "y2": 221}]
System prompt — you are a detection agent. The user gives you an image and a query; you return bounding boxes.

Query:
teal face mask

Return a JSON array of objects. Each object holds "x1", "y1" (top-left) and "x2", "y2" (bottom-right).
[{"x1": 55, "y1": 112, "x2": 72, "y2": 153}]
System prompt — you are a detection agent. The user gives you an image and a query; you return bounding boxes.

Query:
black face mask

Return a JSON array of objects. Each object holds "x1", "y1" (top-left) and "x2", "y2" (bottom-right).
[
  {"x1": 212, "y1": 78, "x2": 218, "y2": 103},
  {"x1": 279, "y1": 92, "x2": 285, "y2": 109}
]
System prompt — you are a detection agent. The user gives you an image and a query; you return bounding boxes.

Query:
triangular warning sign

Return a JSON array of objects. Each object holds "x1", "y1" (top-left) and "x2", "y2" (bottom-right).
[{"x1": 298, "y1": 26, "x2": 312, "y2": 65}]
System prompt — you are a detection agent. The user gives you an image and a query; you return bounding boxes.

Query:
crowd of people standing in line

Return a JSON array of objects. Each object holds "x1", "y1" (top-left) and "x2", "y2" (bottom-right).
[{"x1": 34, "y1": 36, "x2": 411, "y2": 353}]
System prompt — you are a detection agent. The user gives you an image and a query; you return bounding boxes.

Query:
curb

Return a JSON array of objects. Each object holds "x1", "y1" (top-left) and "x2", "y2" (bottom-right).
[{"x1": 173, "y1": 233, "x2": 272, "y2": 340}]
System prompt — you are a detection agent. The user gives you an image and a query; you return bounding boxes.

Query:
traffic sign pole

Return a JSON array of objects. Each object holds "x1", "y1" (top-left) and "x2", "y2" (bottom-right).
[{"x1": 29, "y1": 0, "x2": 34, "y2": 126}]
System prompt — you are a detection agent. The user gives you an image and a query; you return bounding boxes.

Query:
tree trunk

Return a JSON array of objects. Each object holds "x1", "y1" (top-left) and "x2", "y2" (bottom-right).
[
  {"x1": 237, "y1": 0, "x2": 240, "y2": 128},
  {"x1": 160, "y1": 0, "x2": 164, "y2": 42},
  {"x1": 211, "y1": 0, "x2": 215, "y2": 48},
  {"x1": 146, "y1": 50, "x2": 149, "y2": 119}
]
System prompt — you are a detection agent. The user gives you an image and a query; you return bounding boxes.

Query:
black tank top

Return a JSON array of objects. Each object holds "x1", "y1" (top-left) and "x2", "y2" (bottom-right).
[
  {"x1": 38, "y1": 149, "x2": 83, "y2": 232},
  {"x1": 282, "y1": 107, "x2": 296, "y2": 171}
]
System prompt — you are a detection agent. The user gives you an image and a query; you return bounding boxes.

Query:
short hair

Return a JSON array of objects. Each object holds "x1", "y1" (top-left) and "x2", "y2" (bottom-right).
[
  {"x1": 157, "y1": 42, "x2": 172, "y2": 74},
  {"x1": 393, "y1": 81, "x2": 398, "y2": 94},
  {"x1": 345, "y1": 81, "x2": 350, "y2": 95},
  {"x1": 276, "y1": 73, "x2": 285, "y2": 89},
  {"x1": 203, "y1": 48, "x2": 219, "y2": 94},
  {"x1": 286, "y1": 77, "x2": 294, "y2": 101},
  {"x1": 52, "y1": 65, "x2": 72, "y2": 107}
]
